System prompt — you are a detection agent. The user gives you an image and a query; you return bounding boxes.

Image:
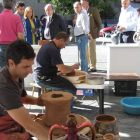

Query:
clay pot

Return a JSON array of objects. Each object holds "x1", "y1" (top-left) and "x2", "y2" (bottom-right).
[
  {"x1": 103, "y1": 133, "x2": 114, "y2": 140},
  {"x1": 66, "y1": 114, "x2": 77, "y2": 126},
  {"x1": 42, "y1": 91, "x2": 73, "y2": 126},
  {"x1": 34, "y1": 91, "x2": 96, "y2": 138},
  {"x1": 94, "y1": 114, "x2": 119, "y2": 135},
  {"x1": 58, "y1": 70, "x2": 88, "y2": 84}
]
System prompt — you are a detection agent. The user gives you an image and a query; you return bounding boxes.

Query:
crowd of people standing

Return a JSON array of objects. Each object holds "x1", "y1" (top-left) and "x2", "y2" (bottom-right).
[
  {"x1": 0, "y1": 0, "x2": 102, "y2": 73},
  {"x1": 1, "y1": 0, "x2": 139, "y2": 139}
]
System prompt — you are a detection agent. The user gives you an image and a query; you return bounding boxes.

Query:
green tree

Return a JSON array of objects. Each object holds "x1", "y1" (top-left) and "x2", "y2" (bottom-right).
[
  {"x1": 97, "y1": 1, "x2": 117, "y2": 19},
  {"x1": 37, "y1": 0, "x2": 118, "y2": 18},
  {"x1": 40, "y1": 0, "x2": 76, "y2": 15}
]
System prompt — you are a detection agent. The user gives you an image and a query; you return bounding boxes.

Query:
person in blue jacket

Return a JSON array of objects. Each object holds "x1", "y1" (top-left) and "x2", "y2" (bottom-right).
[{"x1": 24, "y1": 6, "x2": 38, "y2": 45}]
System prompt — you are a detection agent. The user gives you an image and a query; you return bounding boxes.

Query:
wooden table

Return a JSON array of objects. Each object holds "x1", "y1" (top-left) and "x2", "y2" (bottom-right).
[
  {"x1": 88, "y1": 73, "x2": 140, "y2": 81},
  {"x1": 88, "y1": 73, "x2": 140, "y2": 96},
  {"x1": 74, "y1": 83, "x2": 105, "y2": 114},
  {"x1": 75, "y1": 73, "x2": 140, "y2": 114},
  {"x1": 106, "y1": 43, "x2": 140, "y2": 86}
]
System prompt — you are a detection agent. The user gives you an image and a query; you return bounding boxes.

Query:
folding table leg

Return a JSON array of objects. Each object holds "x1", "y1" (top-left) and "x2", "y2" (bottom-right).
[{"x1": 99, "y1": 89, "x2": 104, "y2": 114}]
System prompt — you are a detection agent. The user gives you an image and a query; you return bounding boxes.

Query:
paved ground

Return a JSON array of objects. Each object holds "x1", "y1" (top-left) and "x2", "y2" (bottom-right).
[
  {"x1": 61, "y1": 39, "x2": 108, "y2": 71},
  {"x1": 25, "y1": 38, "x2": 140, "y2": 140}
]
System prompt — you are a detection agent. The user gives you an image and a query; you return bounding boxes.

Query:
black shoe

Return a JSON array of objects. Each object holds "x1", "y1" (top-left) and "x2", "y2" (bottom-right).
[{"x1": 88, "y1": 69, "x2": 97, "y2": 72}]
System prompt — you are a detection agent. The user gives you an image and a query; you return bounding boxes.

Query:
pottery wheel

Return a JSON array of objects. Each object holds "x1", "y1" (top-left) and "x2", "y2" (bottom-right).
[
  {"x1": 58, "y1": 70, "x2": 88, "y2": 84},
  {"x1": 34, "y1": 113, "x2": 91, "y2": 138}
]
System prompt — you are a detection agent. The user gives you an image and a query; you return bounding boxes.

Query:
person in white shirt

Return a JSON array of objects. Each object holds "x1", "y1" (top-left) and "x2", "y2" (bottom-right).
[
  {"x1": 118, "y1": 0, "x2": 138, "y2": 43},
  {"x1": 73, "y1": 1, "x2": 92, "y2": 72},
  {"x1": 80, "y1": 0, "x2": 102, "y2": 72}
]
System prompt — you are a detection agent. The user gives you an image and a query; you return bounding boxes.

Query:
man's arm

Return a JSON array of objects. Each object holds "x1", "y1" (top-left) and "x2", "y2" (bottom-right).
[
  {"x1": 18, "y1": 32, "x2": 25, "y2": 40},
  {"x1": 7, "y1": 107, "x2": 47, "y2": 140},
  {"x1": 24, "y1": 95, "x2": 45, "y2": 106},
  {"x1": 81, "y1": 14, "x2": 90, "y2": 35},
  {"x1": 81, "y1": 14, "x2": 92, "y2": 40},
  {"x1": 56, "y1": 63, "x2": 79, "y2": 74},
  {"x1": 16, "y1": 15, "x2": 24, "y2": 39}
]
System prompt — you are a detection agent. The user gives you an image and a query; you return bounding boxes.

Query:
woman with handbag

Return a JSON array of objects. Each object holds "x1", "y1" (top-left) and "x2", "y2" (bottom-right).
[{"x1": 24, "y1": 6, "x2": 38, "y2": 45}]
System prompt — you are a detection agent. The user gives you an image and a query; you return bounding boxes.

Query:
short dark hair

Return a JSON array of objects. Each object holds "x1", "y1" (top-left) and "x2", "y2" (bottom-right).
[
  {"x1": 2, "y1": 0, "x2": 16, "y2": 10},
  {"x1": 15, "y1": 1, "x2": 25, "y2": 8},
  {"x1": 40, "y1": 15, "x2": 45, "y2": 20},
  {"x1": 35, "y1": 15, "x2": 38, "y2": 18},
  {"x1": 55, "y1": 32, "x2": 69, "y2": 42},
  {"x1": 6, "y1": 39, "x2": 36, "y2": 66}
]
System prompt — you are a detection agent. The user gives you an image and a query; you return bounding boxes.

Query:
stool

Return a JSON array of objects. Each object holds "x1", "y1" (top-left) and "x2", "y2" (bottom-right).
[
  {"x1": 30, "y1": 83, "x2": 47, "y2": 113},
  {"x1": 30, "y1": 83, "x2": 46, "y2": 97}
]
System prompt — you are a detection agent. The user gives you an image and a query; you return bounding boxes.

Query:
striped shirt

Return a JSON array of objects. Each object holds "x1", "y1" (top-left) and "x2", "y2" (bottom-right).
[{"x1": 15, "y1": 11, "x2": 27, "y2": 36}]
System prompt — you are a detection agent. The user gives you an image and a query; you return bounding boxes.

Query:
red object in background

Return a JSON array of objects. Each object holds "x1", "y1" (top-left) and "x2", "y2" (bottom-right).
[
  {"x1": 48, "y1": 114, "x2": 96, "y2": 140},
  {"x1": 76, "y1": 90, "x2": 84, "y2": 95},
  {"x1": 100, "y1": 24, "x2": 117, "y2": 36}
]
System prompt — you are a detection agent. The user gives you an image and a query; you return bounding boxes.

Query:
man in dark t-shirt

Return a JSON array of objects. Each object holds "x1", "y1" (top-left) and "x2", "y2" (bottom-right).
[
  {"x1": 33, "y1": 32, "x2": 79, "y2": 109},
  {"x1": 34, "y1": 41, "x2": 63, "y2": 78},
  {"x1": 0, "y1": 39, "x2": 48, "y2": 139}
]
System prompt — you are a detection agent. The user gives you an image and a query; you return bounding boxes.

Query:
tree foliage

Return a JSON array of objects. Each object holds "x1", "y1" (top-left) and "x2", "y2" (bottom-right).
[
  {"x1": 38, "y1": 0, "x2": 119, "y2": 19},
  {"x1": 97, "y1": 1, "x2": 117, "y2": 19}
]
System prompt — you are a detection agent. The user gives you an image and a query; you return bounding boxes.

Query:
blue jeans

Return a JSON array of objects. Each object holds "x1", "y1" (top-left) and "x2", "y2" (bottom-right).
[
  {"x1": 0, "y1": 44, "x2": 9, "y2": 70},
  {"x1": 34, "y1": 78, "x2": 76, "y2": 112},
  {"x1": 75, "y1": 34, "x2": 88, "y2": 72}
]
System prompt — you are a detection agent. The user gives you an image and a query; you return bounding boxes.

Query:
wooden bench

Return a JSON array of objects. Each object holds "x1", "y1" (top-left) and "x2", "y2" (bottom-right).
[{"x1": 88, "y1": 73, "x2": 140, "y2": 96}]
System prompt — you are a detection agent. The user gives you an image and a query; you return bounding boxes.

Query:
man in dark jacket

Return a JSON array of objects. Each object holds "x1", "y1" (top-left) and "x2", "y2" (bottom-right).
[{"x1": 43, "y1": 4, "x2": 66, "y2": 40}]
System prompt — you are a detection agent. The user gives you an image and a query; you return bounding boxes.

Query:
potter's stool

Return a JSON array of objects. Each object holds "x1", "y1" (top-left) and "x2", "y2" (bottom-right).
[
  {"x1": 30, "y1": 83, "x2": 46, "y2": 97},
  {"x1": 29, "y1": 83, "x2": 47, "y2": 113}
]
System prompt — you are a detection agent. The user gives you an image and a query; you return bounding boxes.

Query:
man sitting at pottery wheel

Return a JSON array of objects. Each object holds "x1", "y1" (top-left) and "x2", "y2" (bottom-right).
[
  {"x1": 33, "y1": 32, "x2": 79, "y2": 110},
  {"x1": 0, "y1": 39, "x2": 48, "y2": 140}
]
